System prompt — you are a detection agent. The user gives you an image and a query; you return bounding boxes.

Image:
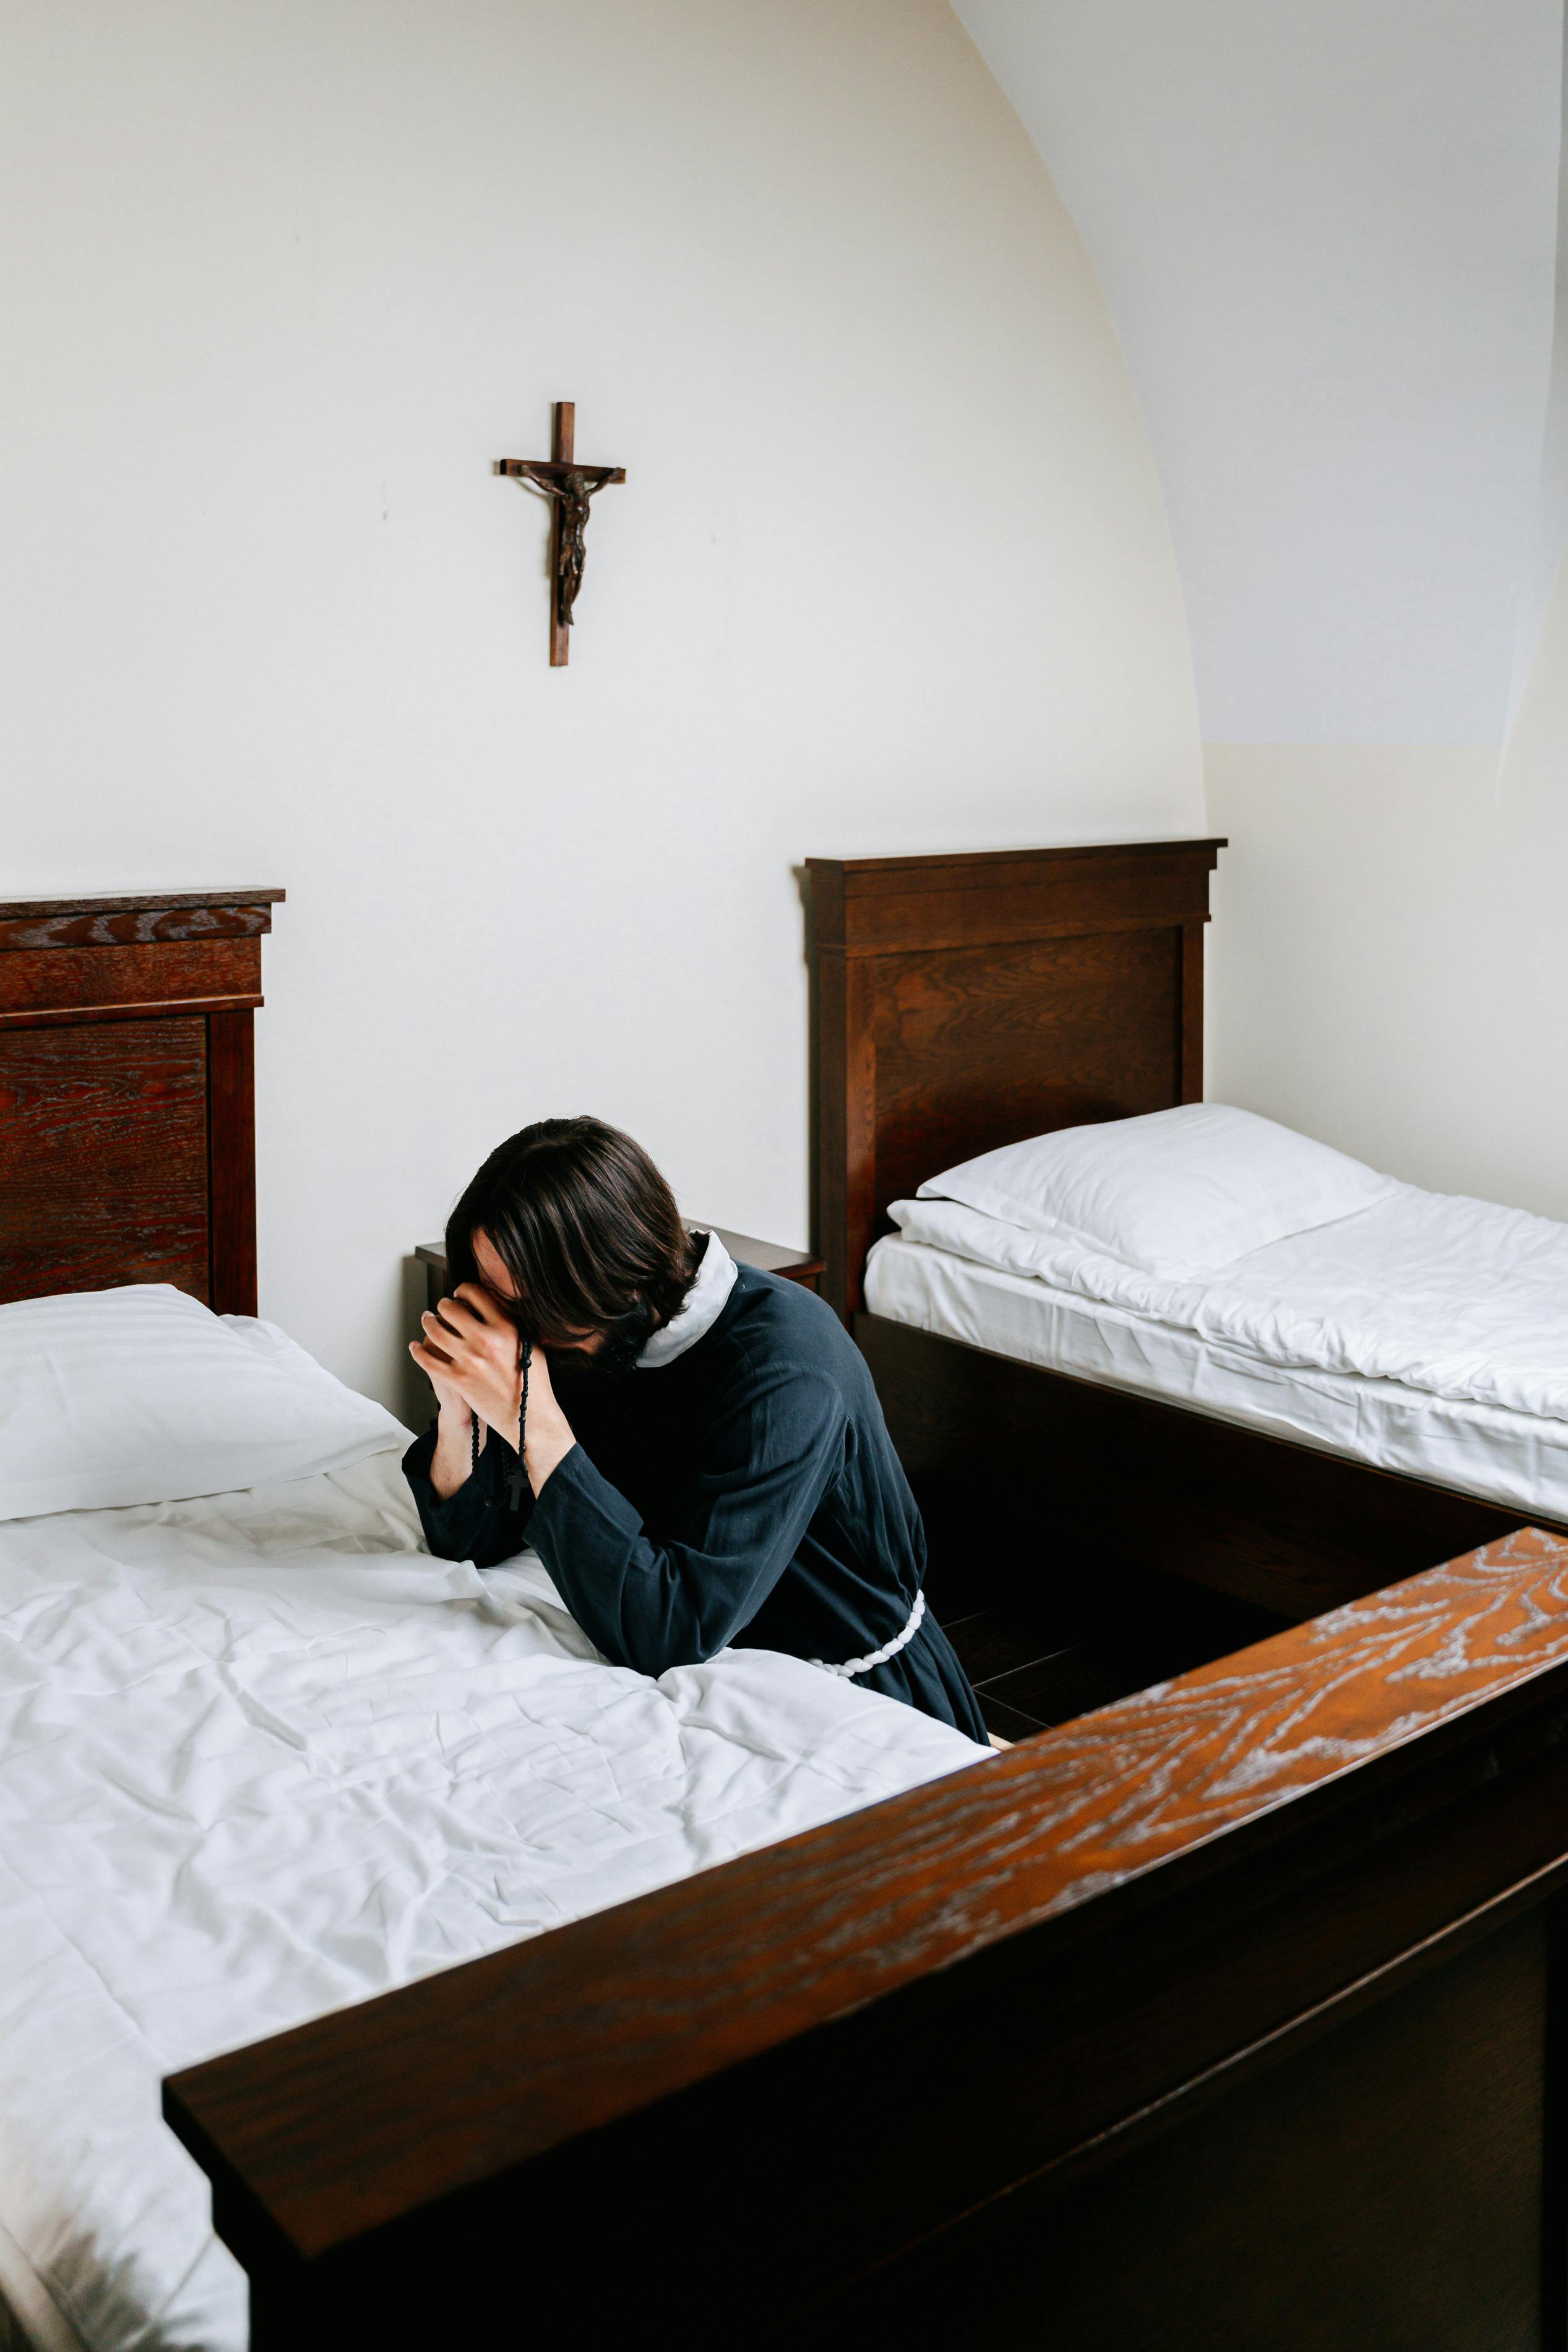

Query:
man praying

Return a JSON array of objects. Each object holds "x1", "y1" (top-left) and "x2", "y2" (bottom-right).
[{"x1": 403, "y1": 1116, "x2": 987, "y2": 1740}]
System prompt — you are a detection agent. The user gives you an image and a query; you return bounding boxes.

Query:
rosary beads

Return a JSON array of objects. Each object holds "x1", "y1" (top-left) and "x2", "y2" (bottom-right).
[
  {"x1": 507, "y1": 1341, "x2": 531, "y2": 1509},
  {"x1": 468, "y1": 1337, "x2": 531, "y2": 1507}
]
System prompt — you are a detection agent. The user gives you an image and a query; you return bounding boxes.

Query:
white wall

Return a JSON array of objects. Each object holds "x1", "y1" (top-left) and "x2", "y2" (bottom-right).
[
  {"x1": 0, "y1": 0, "x2": 1203, "y2": 1413},
  {"x1": 1207, "y1": 545, "x2": 1568, "y2": 1218},
  {"x1": 952, "y1": 0, "x2": 1568, "y2": 1221},
  {"x1": 955, "y1": 0, "x2": 1563, "y2": 743}
]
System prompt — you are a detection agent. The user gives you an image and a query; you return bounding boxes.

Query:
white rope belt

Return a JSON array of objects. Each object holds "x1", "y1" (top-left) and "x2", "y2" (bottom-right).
[{"x1": 810, "y1": 1589, "x2": 926, "y2": 1680}]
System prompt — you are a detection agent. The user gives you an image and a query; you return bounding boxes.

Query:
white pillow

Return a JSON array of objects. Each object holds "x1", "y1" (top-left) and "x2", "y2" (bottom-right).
[
  {"x1": 0, "y1": 1284, "x2": 408, "y2": 1521},
  {"x1": 915, "y1": 1104, "x2": 1396, "y2": 1279}
]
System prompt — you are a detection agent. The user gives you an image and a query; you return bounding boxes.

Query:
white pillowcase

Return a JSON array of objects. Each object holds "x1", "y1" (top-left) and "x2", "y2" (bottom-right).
[
  {"x1": 914, "y1": 1103, "x2": 1397, "y2": 1279},
  {"x1": 0, "y1": 1284, "x2": 408, "y2": 1521}
]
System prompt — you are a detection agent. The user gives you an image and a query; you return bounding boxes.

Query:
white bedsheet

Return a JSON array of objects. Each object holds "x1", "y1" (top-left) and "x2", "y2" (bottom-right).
[
  {"x1": 0, "y1": 1450, "x2": 983, "y2": 2352},
  {"x1": 868, "y1": 1191, "x2": 1568, "y2": 1524}
]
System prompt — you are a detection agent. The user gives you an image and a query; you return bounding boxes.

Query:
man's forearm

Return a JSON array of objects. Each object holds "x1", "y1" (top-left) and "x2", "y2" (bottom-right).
[
  {"x1": 523, "y1": 1418, "x2": 576, "y2": 1496},
  {"x1": 429, "y1": 1403, "x2": 481, "y2": 1500}
]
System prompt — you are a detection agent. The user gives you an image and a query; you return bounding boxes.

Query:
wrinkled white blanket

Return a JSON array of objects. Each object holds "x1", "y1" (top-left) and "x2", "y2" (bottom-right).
[
  {"x1": 0, "y1": 1452, "x2": 983, "y2": 2352},
  {"x1": 891, "y1": 1182, "x2": 1568, "y2": 1425}
]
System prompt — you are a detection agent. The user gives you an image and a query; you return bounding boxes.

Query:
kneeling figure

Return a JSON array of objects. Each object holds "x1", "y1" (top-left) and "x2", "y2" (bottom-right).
[{"x1": 404, "y1": 1117, "x2": 986, "y2": 1740}]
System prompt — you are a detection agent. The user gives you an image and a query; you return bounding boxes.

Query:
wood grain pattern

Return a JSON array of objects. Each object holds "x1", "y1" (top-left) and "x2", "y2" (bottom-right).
[
  {"x1": 0, "y1": 938, "x2": 260, "y2": 1019},
  {"x1": 808, "y1": 841, "x2": 1222, "y2": 1314},
  {"x1": 871, "y1": 928, "x2": 1184, "y2": 1211},
  {"x1": 0, "y1": 997, "x2": 263, "y2": 1035},
  {"x1": 0, "y1": 889, "x2": 279, "y2": 1312},
  {"x1": 0, "y1": 888, "x2": 283, "y2": 922},
  {"x1": 822, "y1": 837, "x2": 1225, "y2": 882},
  {"x1": 0, "y1": 902, "x2": 278, "y2": 952},
  {"x1": 810, "y1": 838, "x2": 1225, "y2": 956},
  {"x1": 0, "y1": 1021, "x2": 211, "y2": 1300},
  {"x1": 207, "y1": 1012, "x2": 257, "y2": 1316},
  {"x1": 1008, "y1": 1526, "x2": 1568, "y2": 1853},
  {"x1": 166, "y1": 1526, "x2": 1568, "y2": 2299}
]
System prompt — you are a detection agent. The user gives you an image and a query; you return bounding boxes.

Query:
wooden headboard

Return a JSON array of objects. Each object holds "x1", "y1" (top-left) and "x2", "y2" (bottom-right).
[
  {"x1": 0, "y1": 888, "x2": 284, "y2": 1314},
  {"x1": 807, "y1": 839, "x2": 1225, "y2": 1315}
]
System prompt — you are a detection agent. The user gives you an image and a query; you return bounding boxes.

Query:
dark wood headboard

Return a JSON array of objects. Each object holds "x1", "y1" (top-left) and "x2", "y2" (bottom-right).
[
  {"x1": 0, "y1": 888, "x2": 284, "y2": 1314},
  {"x1": 806, "y1": 839, "x2": 1225, "y2": 1315}
]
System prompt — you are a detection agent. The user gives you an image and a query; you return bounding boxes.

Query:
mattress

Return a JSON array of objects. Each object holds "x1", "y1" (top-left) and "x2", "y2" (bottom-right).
[
  {"x1": 0, "y1": 1450, "x2": 983, "y2": 2352},
  {"x1": 866, "y1": 1221, "x2": 1568, "y2": 1526}
]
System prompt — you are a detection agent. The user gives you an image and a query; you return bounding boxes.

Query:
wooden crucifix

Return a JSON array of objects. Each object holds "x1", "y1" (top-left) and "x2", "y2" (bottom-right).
[{"x1": 493, "y1": 402, "x2": 625, "y2": 666}]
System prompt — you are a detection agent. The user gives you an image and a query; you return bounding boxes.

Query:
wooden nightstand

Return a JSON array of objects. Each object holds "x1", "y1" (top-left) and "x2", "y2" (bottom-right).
[{"x1": 415, "y1": 1225, "x2": 825, "y2": 1313}]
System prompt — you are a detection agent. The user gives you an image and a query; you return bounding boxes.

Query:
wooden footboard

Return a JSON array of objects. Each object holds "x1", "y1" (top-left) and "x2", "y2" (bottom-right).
[{"x1": 168, "y1": 1526, "x2": 1568, "y2": 2350}]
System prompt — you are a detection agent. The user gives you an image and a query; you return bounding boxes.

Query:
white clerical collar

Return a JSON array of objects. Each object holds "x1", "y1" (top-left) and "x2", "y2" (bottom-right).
[{"x1": 637, "y1": 1230, "x2": 738, "y2": 1368}]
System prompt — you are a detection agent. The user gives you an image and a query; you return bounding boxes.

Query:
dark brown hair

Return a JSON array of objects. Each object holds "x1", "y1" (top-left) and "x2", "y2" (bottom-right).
[{"x1": 445, "y1": 1117, "x2": 699, "y2": 1346}]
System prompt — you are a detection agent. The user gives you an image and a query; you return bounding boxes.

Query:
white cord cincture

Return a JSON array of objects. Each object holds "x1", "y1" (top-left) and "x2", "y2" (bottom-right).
[{"x1": 810, "y1": 1589, "x2": 926, "y2": 1679}]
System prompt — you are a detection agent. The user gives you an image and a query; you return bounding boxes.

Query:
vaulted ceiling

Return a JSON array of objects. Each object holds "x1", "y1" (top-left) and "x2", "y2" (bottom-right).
[{"x1": 955, "y1": 0, "x2": 1567, "y2": 743}]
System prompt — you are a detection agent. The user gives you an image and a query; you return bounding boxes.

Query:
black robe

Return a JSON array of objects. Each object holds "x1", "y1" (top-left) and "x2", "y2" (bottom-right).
[{"x1": 403, "y1": 1263, "x2": 987, "y2": 1742}]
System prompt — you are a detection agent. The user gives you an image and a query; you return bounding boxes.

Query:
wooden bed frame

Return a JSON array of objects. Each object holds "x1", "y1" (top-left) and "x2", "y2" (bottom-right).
[
  {"x1": 4, "y1": 883, "x2": 1568, "y2": 2351},
  {"x1": 807, "y1": 837, "x2": 1568, "y2": 1620},
  {"x1": 0, "y1": 887, "x2": 284, "y2": 1314}
]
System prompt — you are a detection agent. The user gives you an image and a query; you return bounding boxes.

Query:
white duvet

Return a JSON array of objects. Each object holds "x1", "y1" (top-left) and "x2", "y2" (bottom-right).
[
  {"x1": 0, "y1": 1450, "x2": 983, "y2": 2352},
  {"x1": 890, "y1": 1182, "x2": 1568, "y2": 1425}
]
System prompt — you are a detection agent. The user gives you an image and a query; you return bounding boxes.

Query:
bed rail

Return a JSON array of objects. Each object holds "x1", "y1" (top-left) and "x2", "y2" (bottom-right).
[{"x1": 168, "y1": 1525, "x2": 1568, "y2": 2349}]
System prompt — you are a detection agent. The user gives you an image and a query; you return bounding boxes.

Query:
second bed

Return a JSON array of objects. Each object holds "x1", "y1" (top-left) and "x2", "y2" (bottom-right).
[
  {"x1": 809, "y1": 837, "x2": 1568, "y2": 1622},
  {"x1": 869, "y1": 1152, "x2": 1568, "y2": 1530}
]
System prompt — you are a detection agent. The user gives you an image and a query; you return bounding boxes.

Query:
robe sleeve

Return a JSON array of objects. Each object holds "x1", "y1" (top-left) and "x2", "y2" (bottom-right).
[
  {"x1": 524, "y1": 1359, "x2": 847, "y2": 1675},
  {"x1": 402, "y1": 1423, "x2": 534, "y2": 1568}
]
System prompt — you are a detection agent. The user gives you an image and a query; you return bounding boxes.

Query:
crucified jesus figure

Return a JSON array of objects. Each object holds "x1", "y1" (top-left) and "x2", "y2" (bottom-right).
[{"x1": 510, "y1": 464, "x2": 622, "y2": 629}]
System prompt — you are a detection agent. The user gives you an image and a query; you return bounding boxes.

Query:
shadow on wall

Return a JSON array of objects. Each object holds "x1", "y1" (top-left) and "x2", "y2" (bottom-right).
[{"x1": 1205, "y1": 551, "x2": 1568, "y2": 1226}]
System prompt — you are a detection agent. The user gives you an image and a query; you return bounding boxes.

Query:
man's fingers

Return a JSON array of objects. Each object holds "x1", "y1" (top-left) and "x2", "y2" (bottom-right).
[
  {"x1": 421, "y1": 1307, "x2": 470, "y2": 1364},
  {"x1": 453, "y1": 1281, "x2": 513, "y2": 1328},
  {"x1": 432, "y1": 1291, "x2": 484, "y2": 1335},
  {"x1": 428, "y1": 1293, "x2": 520, "y2": 1365}
]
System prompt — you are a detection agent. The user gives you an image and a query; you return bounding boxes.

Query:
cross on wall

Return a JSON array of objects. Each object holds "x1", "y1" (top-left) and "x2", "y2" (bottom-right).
[{"x1": 493, "y1": 402, "x2": 625, "y2": 666}]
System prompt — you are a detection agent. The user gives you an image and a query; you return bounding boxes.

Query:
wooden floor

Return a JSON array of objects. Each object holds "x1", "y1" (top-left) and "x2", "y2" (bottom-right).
[{"x1": 942, "y1": 1563, "x2": 1286, "y2": 1742}]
